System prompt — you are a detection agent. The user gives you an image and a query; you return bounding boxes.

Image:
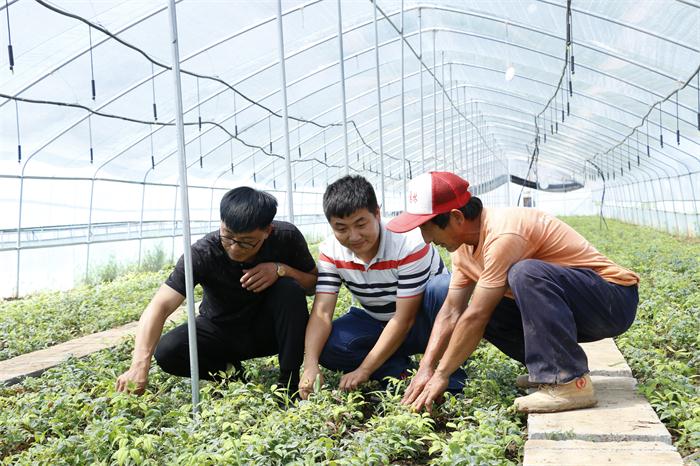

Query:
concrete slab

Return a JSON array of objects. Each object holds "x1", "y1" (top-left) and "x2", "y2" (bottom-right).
[
  {"x1": 580, "y1": 338, "x2": 633, "y2": 378},
  {"x1": 1, "y1": 308, "x2": 186, "y2": 385},
  {"x1": 528, "y1": 375, "x2": 672, "y2": 444},
  {"x1": 524, "y1": 440, "x2": 683, "y2": 466}
]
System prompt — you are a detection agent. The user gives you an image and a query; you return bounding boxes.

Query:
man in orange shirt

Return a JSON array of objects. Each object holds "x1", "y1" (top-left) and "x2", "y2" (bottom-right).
[{"x1": 389, "y1": 172, "x2": 639, "y2": 413}]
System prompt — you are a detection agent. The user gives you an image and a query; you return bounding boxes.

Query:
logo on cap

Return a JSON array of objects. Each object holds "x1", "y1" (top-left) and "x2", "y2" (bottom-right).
[{"x1": 408, "y1": 191, "x2": 418, "y2": 203}]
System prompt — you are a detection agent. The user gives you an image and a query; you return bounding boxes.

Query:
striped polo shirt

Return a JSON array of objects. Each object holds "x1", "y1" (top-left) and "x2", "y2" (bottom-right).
[{"x1": 316, "y1": 223, "x2": 447, "y2": 321}]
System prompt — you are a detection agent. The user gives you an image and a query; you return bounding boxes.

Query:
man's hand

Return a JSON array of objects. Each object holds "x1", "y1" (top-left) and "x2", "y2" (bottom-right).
[
  {"x1": 115, "y1": 364, "x2": 149, "y2": 395},
  {"x1": 299, "y1": 365, "x2": 324, "y2": 400},
  {"x1": 409, "y1": 370, "x2": 449, "y2": 413},
  {"x1": 241, "y1": 263, "x2": 278, "y2": 293},
  {"x1": 339, "y1": 367, "x2": 371, "y2": 392},
  {"x1": 401, "y1": 365, "x2": 434, "y2": 405}
]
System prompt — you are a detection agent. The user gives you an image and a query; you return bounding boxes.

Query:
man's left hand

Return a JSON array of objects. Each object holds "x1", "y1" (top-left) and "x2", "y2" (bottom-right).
[
  {"x1": 410, "y1": 370, "x2": 449, "y2": 413},
  {"x1": 339, "y1": 367, "x2": 371, "y2": 391},
  {"x1": 241, "y1": 262, "x2": 278, "y2": 293}
]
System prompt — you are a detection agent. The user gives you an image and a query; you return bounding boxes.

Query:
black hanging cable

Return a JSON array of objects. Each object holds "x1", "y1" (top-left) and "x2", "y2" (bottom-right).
[
  {"x1": 635, "y1": 130, "x2": 640, "y2": 166},
  {"x1": 230, "y1": 138, "x2": 234, "y2": 174},
  {"x1": 543, "y1": 113, "x2": 547, "y2": 143},
  {"x1": 150, "y1": 62, "x2": 158, "y2": 121},
  {"x1": 88, "y1": 114, "x2": 94, "y2": 163},
  {"x1": 646, "y1": 117, "x2": 650, "y2": 157},
  {"x1": 0, "y1": 92, "x2": 348, "y2": 167},
  {"x1": 659, "y1": 104, "x2": 664, "y2": 148},
  {"x1": 627, "y1": 139, "x2": 631, "y2": 171},
  {"x1": 568, "y1": 7, "x2": 574, "y2": 76},
  {"x1": 4, "y1": 0, "x2": 13, "y2": 72},
  {"x1": 272, "y1": 159, "x2": 276, "y2": 189},
  {"x1": 253, "y1": 149, "x2": 257, "y2": 183},
  {"x1": 233, "y1": 93, "x2": 238, "y2": 136},
  {"x1": 88, "y1": 26, "x2": 96, "y2": 100},
  {"x1": 675, "y1": 91, "x2": 680, "y2": 145},
  {"x1": 268, "y1": 116, "x2": 272, "y2": 153},
  {"x1": 561, "y1": 87, "x2": 565, "y2": 122},
  {"x1": 554, "y1": 93, "x2": 559, "y2": 133},
  {"x1": 149, "y1": 123, "x2": 155, "y2": 170},
  {"x1": 297, "y1": 124, "x2": 301, "y2": 159},
  {"x1": 14, "y1": 99, "x2": 21, "y2": 162},
  {"x1": 323, "y1": 128, "x2": 327, "y2": 163}
]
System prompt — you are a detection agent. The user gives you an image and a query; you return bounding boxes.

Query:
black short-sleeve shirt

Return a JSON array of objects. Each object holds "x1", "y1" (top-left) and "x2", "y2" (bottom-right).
[{"x1": 165, "y1": 221, "x2": 315, "y2": 324}]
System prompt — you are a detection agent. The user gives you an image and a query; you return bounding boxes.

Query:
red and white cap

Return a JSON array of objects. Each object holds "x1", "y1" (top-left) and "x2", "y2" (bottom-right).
[{"x1": 387, "y1": 172, "x2": 471, "y2": 233}]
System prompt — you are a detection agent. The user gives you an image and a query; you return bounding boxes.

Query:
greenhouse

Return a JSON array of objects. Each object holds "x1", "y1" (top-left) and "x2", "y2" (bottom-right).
[{"x1": 1, "y1": 0, "x2": 698, "y2": 464}]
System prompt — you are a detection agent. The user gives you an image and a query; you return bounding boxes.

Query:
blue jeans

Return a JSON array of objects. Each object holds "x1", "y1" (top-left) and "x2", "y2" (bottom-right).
[
  {"x1": 485, "y1": 259, "x2": 639, "y2": 384},
  {"x1": 319, "y1": 274, "x2": 466, "y2": 392}
]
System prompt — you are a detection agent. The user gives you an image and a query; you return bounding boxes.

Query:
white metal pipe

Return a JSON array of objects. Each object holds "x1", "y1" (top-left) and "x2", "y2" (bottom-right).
[
  {"x1": 14, "y1": 177, "x2": 24, "y2": 297},
  {"x1": 449, "y1": 64, "x2": 455, "y2": 171},
  {"x1": 337, "y1": 0, "x2": 349, "y2": 174},
  {"x1": 372, "y1": 0, "x2": 386, "y2": 216},
  {"x1": 137, "y1": 181, "x2": 147, "y2": 267},
  {"x1": 85, "y1": 179, "x2": 95, "y2": 282},
  {"x1": 400, "y1": 0, "x2": 407, "y2": 206},
  {"x1": 432, "y1": 31, "x2": 437, "y2": 171},
  {"x1": 441, "y1": 51, "x2": 446, "y2": 169},
  {"x1": 277, "y1": 0, "x2": 295, "y2": 223},
  {"x1": 419, "y1": 8, "x2": 424, "y2": 173},
  {"x1": 166, "y1": 0, "x2": 200, "y2": 413}
]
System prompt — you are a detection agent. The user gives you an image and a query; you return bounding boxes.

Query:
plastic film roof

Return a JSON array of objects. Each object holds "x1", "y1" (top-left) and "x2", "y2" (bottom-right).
[{"x1": 1, "y1": 0, "x2": 699, "y2": 195}]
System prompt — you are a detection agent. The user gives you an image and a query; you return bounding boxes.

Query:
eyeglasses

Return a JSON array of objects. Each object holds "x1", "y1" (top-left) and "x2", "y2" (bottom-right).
[{"x1": 220, "y1": 234, "x2": 261, "y2": 250}]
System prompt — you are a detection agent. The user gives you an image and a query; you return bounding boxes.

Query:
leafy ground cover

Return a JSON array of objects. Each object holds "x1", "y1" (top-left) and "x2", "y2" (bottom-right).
[
  {"x1": 1, "y1": 287, "x2": 525, "y2": 465},
  {"x1": 0, "y1": 270, "x2": 171, "y2": 361},
  {"x1": 562, "y1": 217, "x2": 700, "y2": 457},
  {"x1": 2, "y1": 217, "x2": 697, "y2": 463}
]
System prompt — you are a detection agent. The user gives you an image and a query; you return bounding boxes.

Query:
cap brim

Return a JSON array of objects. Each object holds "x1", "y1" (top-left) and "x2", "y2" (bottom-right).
[{"x1": 386, "y1": 212, "x2": 438, "y2": 233}]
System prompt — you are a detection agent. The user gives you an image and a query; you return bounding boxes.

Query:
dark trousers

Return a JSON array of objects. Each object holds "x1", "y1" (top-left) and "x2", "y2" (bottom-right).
[
  {"x1": 319, "y1": 274, "x2": 466, "y2": 391},
  {"x1": 154, "y1": 277, "x2": 308, "y2": 382},
  {"x1": 484, "y1": 259, "x2": 638, "y2": 384}
]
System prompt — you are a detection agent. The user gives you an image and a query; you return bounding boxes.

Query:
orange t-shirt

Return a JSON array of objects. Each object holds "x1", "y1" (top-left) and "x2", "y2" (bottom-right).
[{"x1": 449, "y1": 207, "x2": 640, "y2": 297}]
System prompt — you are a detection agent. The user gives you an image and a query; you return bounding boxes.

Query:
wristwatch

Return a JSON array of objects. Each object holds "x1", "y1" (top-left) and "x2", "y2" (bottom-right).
[{"x1": 275, "y1": 262, "x2": 286, "y2": 277}]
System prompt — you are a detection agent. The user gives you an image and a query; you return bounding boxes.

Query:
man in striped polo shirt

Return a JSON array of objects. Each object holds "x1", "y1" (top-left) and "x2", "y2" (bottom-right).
[{"x1": 299, "y1": 175, "x2": 465, "y2": 399}]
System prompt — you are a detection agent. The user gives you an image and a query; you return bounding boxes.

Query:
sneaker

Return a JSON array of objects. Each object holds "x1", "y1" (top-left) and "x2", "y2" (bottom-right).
[
  {"x1": 514, "y1": 374, "x2": 597, "y2": 413},
  {"x1": 515, "y1": 374, "x2": 538, "y2": 389}
]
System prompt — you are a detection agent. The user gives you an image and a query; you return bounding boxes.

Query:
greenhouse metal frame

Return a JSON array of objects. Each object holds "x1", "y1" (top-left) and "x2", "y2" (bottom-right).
[{"x1": 1, "y1": 0, "x2": 699, "y2": 297}]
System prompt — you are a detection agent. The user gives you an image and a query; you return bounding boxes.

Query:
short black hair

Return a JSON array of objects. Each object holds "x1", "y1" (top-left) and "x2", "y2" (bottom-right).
[
  {"x1": 430, "y1": 196, "x2": 482, "y2": 229},
  {"x1": 220, "y1": 187, "x2": 277, "y2": 232},
  {"x1": 323, "y1": 175, "x2": 379, "y2": 221}
]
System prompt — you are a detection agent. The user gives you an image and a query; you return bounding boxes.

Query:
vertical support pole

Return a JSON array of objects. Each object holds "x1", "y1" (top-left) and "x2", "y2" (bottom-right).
[
  {"x1": 277, "y1": 0, "x2": 295, "y2": 223},
  {"x1": 418, "y1": 8, "x2": 425, "y2": 173},
  {"x1": 171, "y1": 187, "x2": 178, "y2": 263},
  {"x1": 337, "y1": 0, "x2": 349, "y2": 175},
  {"x1": 138, "y1": 180, "x2": 147, "y2": 267},
  {"x1": 208, "y1": 186, "x2": 215, "y2": 232},
  {"x1": 166, "y1": 0, "x2": 200, "y2": 414},
  {"x1": 506, "y1": 158, "x2": 511, "y2": 206},
  {"x1": 15, "y1": 177, "x2": 24, "y2": 297},
  {"x1": 449, "y1": 64, "x2": 455, "y2": 172},
  {"x1": 85, "y1": 179, "x2": 95, "y2": 282},
  {"x1": 372, "y1": 0, "x2": 386, "y2": 216},
  {"x1": 432, "y1": 31, "x2": 437, "y2": 170},
  {"x1": 400, "y1": 0, "x2": 407, "y2": 207},
  {"x1": 441, "y1": 51, "x2": 446, "y2": 169}
]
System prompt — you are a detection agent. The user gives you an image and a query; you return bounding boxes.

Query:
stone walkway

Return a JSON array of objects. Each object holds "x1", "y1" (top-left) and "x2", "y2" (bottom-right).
[
  {"x1": 0, "y1": 308, "x2": 186, "y2": 386},
  {"x1": 523, "y1": 338, "x2": 684, "y2": 465}
]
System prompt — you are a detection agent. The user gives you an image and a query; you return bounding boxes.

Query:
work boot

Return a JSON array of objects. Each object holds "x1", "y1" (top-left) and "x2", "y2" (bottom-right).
[
  {"x1": 514, "y1": 374, "x2": 597, "y2": 413},
  {"x1": 515, "y1": 374, "x2": 538, "y2": 389}
]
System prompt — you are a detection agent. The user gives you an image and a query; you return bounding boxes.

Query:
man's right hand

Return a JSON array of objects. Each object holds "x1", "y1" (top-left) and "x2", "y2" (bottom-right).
[
  {"x1": 401, "y1": 365, "x2": 434, "y2": 405},
  {"x1": 115, "y1": 365, "x2": 149, "y2": 395},
  {"x1": 299, "y1": 365, "x2": 324, "y2": 400}
]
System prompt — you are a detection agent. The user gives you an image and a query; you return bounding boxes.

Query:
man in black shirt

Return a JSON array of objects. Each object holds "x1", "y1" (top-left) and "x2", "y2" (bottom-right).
[{"x1": 115, "y1": 187, "x2": 317, "y2": 395}]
